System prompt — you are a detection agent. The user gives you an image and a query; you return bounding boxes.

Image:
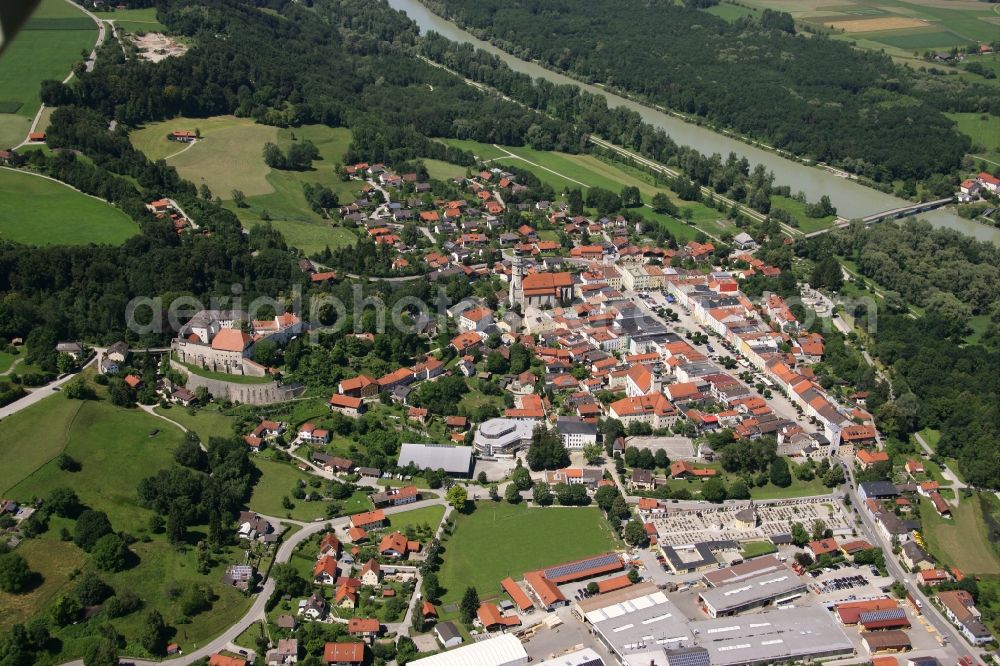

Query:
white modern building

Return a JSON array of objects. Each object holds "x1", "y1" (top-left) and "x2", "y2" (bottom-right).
[
  {"x1": 473, "y1": 418, "x2": 536, "y2": 457},
  {"x1": 410, "y1": 634, "x2": 528, "y2": 666}
]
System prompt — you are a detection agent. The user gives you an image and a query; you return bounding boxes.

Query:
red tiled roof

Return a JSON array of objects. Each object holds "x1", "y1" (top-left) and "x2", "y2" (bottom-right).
[
  {"x1": 501, "y1": 577, "x2": 534, "y2": 611},
  {"x1": 323, "y1": 642, "x2": 364, "y2": 663}
]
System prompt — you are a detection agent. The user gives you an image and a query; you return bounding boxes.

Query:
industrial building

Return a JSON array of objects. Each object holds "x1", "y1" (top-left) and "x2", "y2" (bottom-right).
[
  {"x1": 408, "y1": 633, "x2": 528, "y2": 666},
  {"x1": 698, "y1": 565, "x2": 806, "y2": 617},
  {"x1": 583, "y1": 588, "x2": 854, "y2": 666}
]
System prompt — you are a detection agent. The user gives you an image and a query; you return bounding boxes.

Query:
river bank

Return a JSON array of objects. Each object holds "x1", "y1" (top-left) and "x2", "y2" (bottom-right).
[{"x1": 386, "y1": 0, "x2": 1000, "y2": 244}]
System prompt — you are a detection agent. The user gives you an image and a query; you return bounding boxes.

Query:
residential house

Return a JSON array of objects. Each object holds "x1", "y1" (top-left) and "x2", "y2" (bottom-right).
[
  {"x1": 630, "y1": 468, "x2": 655, "y2": 491},
  {"x1": 322, "y1": 642, "x2": 365, "y2": 666},
  {"x1": 350, "y1": 509, "x2": 386, "y2": 531},
  {"x1": 434, "y1": 621, "x2": 464, "y2": 649},
  {"x1": 937, "y1": 589, "x2": 993, "y2": 645},
  {"x1": 329, "y1": 394, "x2": 366, "y2": 418},
  {"x1": 348, "y1": 618, "x2": 380, "y2": 643},
  {"x1": 370, "y1": 485, "x2": 419, "y2": 507},
  {"x1": 266, "y1": 638, "x2": 299, "y2": 665},
  {"x1": 338, "y1": 374, "x2": 379, "y2": 399},
  {"x1": 378, "y1": 531, "x2": 420, "y2": 559},
  {"x1": 300, "y1": 593, "x2": 327, "y2": 620},
  {"x1": 360, "y1": 559, "x2": 381, "y2": 587},
  {"x1": 298, "y1": 423, "x2": 331, "y2": 445},
  {"x1": 314, "y1": 555, "x2": 339, "y2": 585}
]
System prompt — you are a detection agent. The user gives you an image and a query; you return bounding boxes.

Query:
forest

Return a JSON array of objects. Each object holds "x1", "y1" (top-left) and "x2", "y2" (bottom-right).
[
  {"x1": 799, "y1": 221, "x2": 1000, "y2": 488},
  {"x1": 423, "y1": 0, "x2": 984, "y2": 182}
]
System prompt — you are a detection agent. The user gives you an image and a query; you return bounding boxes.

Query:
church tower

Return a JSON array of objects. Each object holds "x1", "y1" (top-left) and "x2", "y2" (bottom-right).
[{"x1": 509, "y1": 249, "x2": 524, "y2": 308}]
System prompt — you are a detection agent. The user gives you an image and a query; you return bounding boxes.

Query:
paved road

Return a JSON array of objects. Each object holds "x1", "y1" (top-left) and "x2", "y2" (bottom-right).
[
  {"x1": 0, "y1": 355, "x2": 97, "y2": 421},
  {"x1": 844, "y1": 465, "x2": 968, "y2": 660},
  {"x1": 59, "y1": 496, "x2": 450, "y2": 666}
]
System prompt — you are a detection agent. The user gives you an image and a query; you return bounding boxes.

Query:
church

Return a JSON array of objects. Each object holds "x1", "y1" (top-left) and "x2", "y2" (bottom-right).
[{"x1": 509, "y1": 250, "x2": 574, "y2": 309}]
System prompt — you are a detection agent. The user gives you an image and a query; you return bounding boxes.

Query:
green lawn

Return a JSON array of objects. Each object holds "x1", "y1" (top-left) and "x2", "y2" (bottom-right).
[
  {"x1": 7, "y1": 400, "x2": 186, "y2": 532},
  {"x1": 0, "y1": 169, "x2": 137, "y2": 245},
  {"x1": 740, "y1": 541, "x2": 777, "y2": 559},
  {"x1": 0, "y1": 0, "x2": 96, "y2": 147},
  {"x1": 437, "y1": 503, "x2": 619, "y2": 604},
  {"x1": 946, "y1": 112, "x2": 1000, "y2": 163},
  {"x1": 965, "y1": 313, "x2": 990, "y2": 345},
  {"x1": 172, "y1": 354, "x2": 273, "y2": 384},
  {"x1": 0, "y1": 349, "x2": 18, "y2": 374},
  {"x1": 424, "y1": 158, "x2": 468, "y2": 181},
  {"x1": 0, "y1": 394, "x2": 86, "y2": 495},
  {"x1": 250, "y1": 458, "x2": 342, "y2": 521},
  {"x1": 387, "y1": 504, "x2": 445, "y2": 532},
  {"x1": 94, "y1": 7, "x2": 166, "y2": 33},
  {"x1": 919, "y1": 494, "x2": 1000, "y2": 576},
  {"x1": 153, "y1": 404, "x2": 236, "y2": 442},
  {"x1": 771, "y1": 195, "x2": 838, "y2": 233}
]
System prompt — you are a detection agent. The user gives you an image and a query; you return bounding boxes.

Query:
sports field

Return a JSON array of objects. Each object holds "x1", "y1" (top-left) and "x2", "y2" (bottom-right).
[
  {"x1": 919, "y1": 494, "x2": 1000, "y2": 575},
  {"x1": 0, "y1": 0, "x2": 96, "y2": 147},
  {"x1": 0, "y1": 169, "x2": 137, "y2": 245},
  {"x1": 5, "y1": 399, "x2": 185, "y2": 532},
  {"x1": 437, "y1": 503, "x2": 619, "y2": 604}
]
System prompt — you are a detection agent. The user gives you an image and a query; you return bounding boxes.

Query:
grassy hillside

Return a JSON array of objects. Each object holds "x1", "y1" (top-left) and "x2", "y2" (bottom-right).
[
  {"x1": 0, "y1": 169, "x2": 137, "y2": 246},
  {"x1": 0, "y1": 0, "x2": 96, "y2": 147}
]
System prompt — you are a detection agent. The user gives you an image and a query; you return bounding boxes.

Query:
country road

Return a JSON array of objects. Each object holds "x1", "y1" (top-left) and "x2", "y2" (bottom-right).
[
  {"x1": 0, "y1": 355, "x2": 97, "y2": 421},
  {"x1": 58, "y1": 496, "x2": 450, "y2": 666}
]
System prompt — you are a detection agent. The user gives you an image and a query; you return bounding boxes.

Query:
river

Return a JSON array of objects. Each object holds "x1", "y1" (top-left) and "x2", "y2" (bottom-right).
[{"x1": 386, "y1": 0, "x2": 1000, "y2": 244}]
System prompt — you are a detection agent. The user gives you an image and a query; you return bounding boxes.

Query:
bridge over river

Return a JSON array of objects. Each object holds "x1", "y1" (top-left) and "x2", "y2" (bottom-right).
[{"x1": 804, "y1": 197, "x2": 956, "y2": 238}]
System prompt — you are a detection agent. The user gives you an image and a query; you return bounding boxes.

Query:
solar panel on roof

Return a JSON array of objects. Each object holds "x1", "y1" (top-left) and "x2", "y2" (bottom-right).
[
  {"x1": 859, "y1": 608, "x2": 906, "y2": 624},
  {"x1": 664, "y1": 647, "x2": 711, "y2": 666},
  {"x1": 544, "y1": 553, "x2": 620, "y2": 581}
]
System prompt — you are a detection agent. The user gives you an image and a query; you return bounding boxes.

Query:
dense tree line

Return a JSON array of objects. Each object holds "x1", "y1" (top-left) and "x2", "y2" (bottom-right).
[
  {"x1": 807, "y1": 219, "x2": 1000, "y2": 340},
  {"x1": 422, "y1": 0, "x2": 978, "y2": 182},
  {"x1": 420, "y1": 34, "x2": 796, "y2": 215},
  {"x1": 40, "y1": 0, "x2": 582, "y2": 159}
]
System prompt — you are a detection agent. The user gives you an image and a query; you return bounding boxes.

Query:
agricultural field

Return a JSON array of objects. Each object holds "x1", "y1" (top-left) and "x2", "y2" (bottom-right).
[
  {"x1": 5, "y1": 400, "x2": 186, "y2": 532},
  {"x1": 132, "y1": 118, "x2": 362, "y2": 254},
  {"x1": 0, "y1": 0, "x2": 96, "y2": 148},
  {"x1": 723, "y1": 0, "x2": 1000, "y2": 61},
  {"x1": 946, "y1": 112, "x2": 1000, "y2": 164},
  {"x1": 705, "y1": 2, "x2": 759, "y2": 21},
  {"x1": 437, "y1": 503, "x2": 619, "y2": 604},
  {"x1": 0, "y1": 394, "x2": 87, "y2": 496},
  {"x1": 0, "y1": 169, "x2": 137, "y2": 246},
  {"x1": 130, "y1": 115, "x2": 279, "y2": 191},
  {"x1": 919, "y1": 494, "x2": 1000, "y2": 575},
  {"x1": 93, "y1": 6, "x2": 167, "y2": 33}
]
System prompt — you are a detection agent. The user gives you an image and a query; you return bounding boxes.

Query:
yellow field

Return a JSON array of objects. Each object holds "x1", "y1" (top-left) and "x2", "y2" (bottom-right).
[
  {"x1": 129, "y1": 115, "x2": 278, "y2": 196},
  {"x1": 827, "y1": 16, "x2": 929, "y2": 30}
]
